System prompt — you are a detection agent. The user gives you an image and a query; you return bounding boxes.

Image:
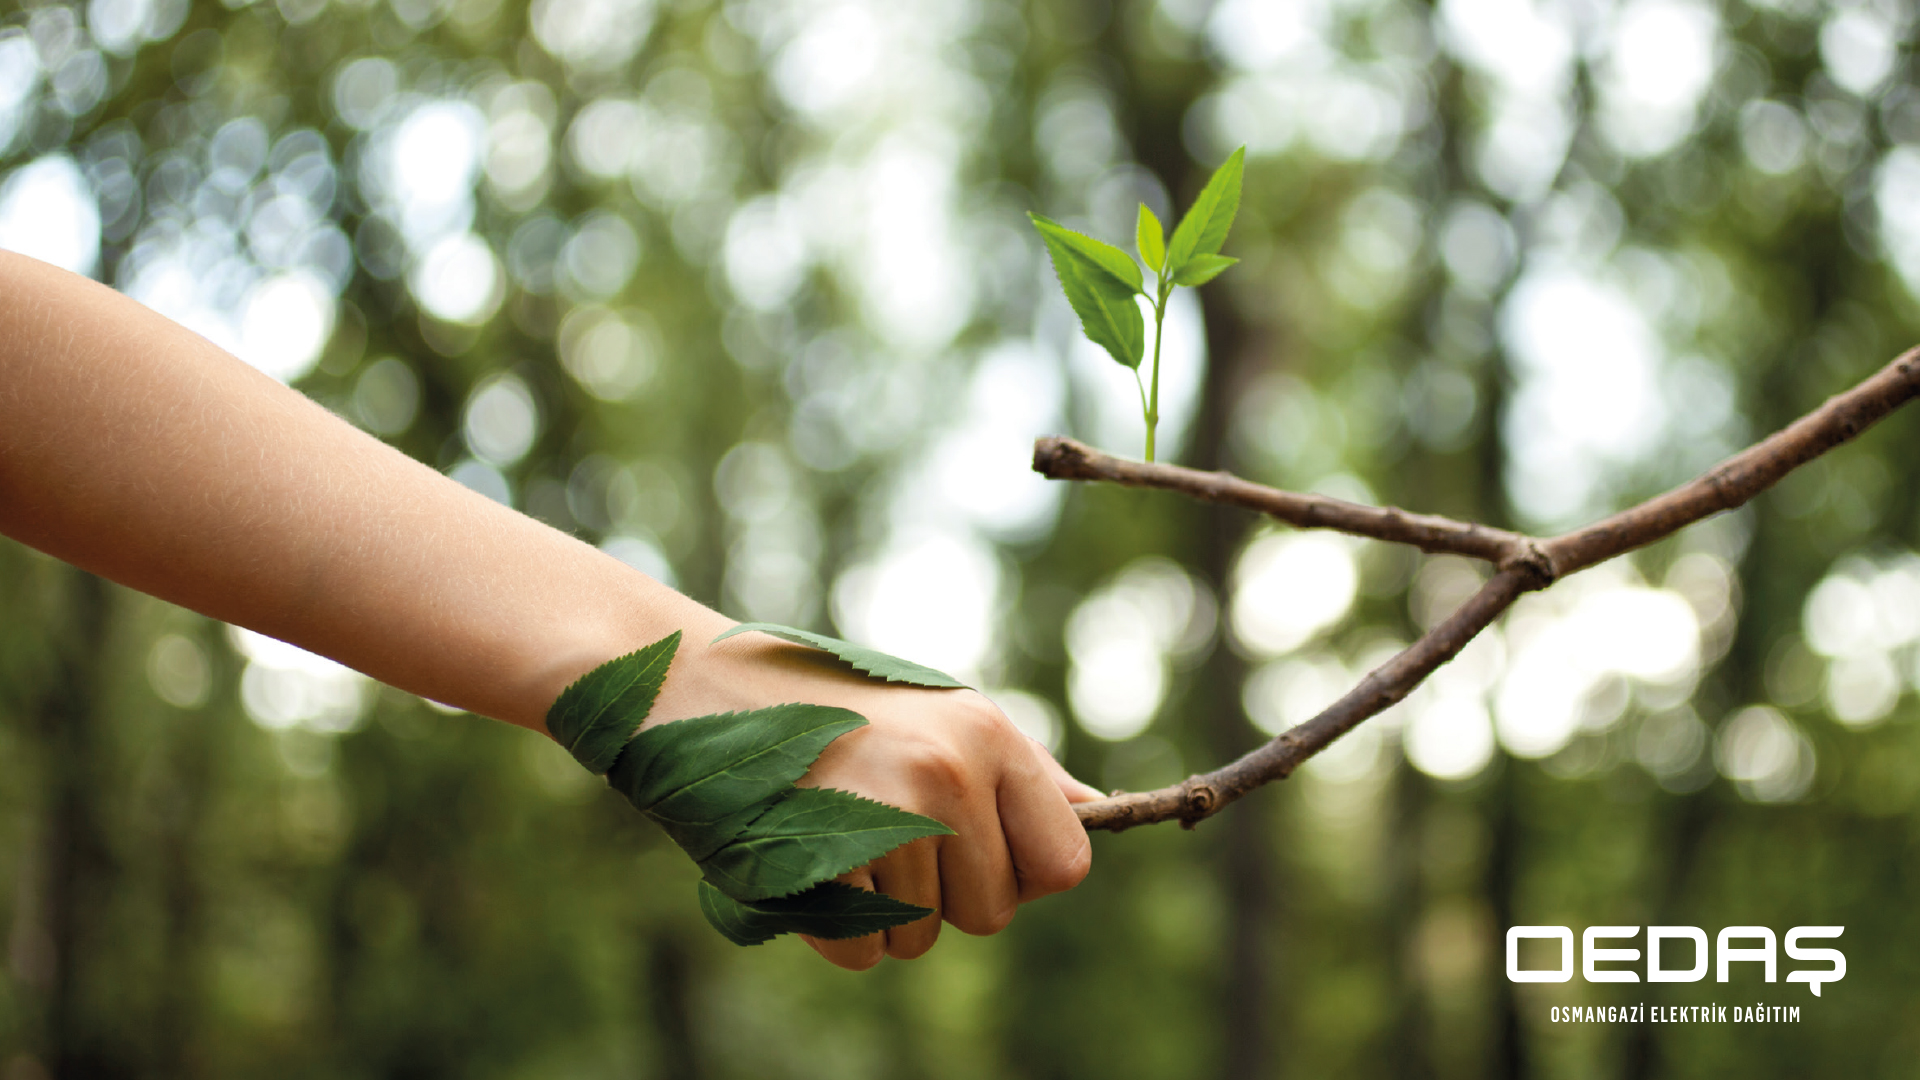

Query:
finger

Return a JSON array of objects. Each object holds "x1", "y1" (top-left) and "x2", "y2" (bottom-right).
[
  {"x1": 1029, "y1": 736, "x2": 1105, "y2": 803},
  {"x1": 999, "y1": 738, "x2": 1094, "y2": 903},
  {"x1": 872, "y1": 837, "x2": 942, "y2": 960},
  {"x1": 938, "y1": 801, "x2": 1019, "y2": 936},
  {"x1": 800, "y1": 867, "x2": 886, "y2": 971}
]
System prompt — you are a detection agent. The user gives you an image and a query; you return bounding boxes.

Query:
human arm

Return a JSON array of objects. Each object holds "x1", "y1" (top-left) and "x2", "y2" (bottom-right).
[{"x1": 0, "y1": 249, "x2": 1098, "y2": 967}]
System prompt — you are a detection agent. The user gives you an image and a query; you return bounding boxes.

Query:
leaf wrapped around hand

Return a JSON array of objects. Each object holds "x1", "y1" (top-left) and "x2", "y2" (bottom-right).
[
  {"x1": 713, "y1": 622, "x2": 966, "y2": 688},
  {"x1": 545, "y1": 630, "x2": 961, "y2": 946},
  {"x1": 608, "y1": 702, "x2": 867, "y2": 860},
  {"x1": 545, "y1": 631, "x2": 679, "y2": 774},
  {"x1": 699, "y1": 880, "x2": 935, "y2": 947},
  {"x1": 698, "y1": 787, "x2": 952, "y2": 902}
]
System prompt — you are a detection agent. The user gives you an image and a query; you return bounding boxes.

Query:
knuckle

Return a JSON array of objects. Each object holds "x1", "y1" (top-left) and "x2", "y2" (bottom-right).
[
  {"x1": 809, "y1": 930, "x2": 886, "y2": 971},
  {"x1": 1038, "y1": 834, "x2": 1093, "y2": 894},
  {"x1": 979, "y1": 903, "x2": 1017, "y2": 935},
  {"x1": 950, "y1": 692, "x2": 1016, "y2": 743},
  {"x1": 905, "y1": 739, "x2": 970, "y2": 793},
  {"x1": 836, "y1": 937, "x2": 885, "y2": 971},
  {"x1": 887, "y1": 921, "x2": 939, "y2": 961},
  {"x1": 953, "y1": 901, "x2": 1017, "y2": 936},
  {"x1": 1066, "y1": 834, "x2": 1093, "y2": 884}
]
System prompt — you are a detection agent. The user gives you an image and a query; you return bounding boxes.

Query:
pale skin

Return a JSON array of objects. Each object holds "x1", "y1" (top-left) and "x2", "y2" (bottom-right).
[{"x1": 0, "y1": 249, "x2": 1099, "y2": 970}]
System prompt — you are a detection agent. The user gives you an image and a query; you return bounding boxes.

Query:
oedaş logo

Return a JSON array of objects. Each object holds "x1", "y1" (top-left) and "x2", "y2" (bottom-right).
[{"x1": 1505, "y1": 926, "x2": 1845, "y2": 996}]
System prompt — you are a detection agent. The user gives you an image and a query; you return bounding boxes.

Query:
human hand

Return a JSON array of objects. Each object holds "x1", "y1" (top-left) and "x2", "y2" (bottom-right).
[{"x1": 648, "y1": 623, "x2": 1102, "y2": 969}]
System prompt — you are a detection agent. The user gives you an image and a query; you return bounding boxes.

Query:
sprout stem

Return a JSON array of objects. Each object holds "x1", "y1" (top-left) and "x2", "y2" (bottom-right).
[{"x1": 1143, "y1": 284, "x2": 1169, "y2": 462}]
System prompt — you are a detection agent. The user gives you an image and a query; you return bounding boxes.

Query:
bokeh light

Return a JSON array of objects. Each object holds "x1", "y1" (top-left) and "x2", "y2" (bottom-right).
[
  {"x1": 832, "y1": 531, "x2": 1001, "y2": 685},
  {"x1": 1231, "y1": 531, "x2": 1358, "y2": 656},
  {"x1": 228, "y1": 625, "x2": 369, "y2": 737},
  {"x1": 0, "y1": 154, "x2": 98, "y2": 273},
  {"x1": 1802, "y1": 551, "x2": 1920, "y2": 728},
  {"x1": 1069, "y1": 558, "x2": 1211, "y2": 741},
  {"x1": 1715, "y1": 706, "x2": 1816, "y2": 804},
  {"x1": 6, "y1": 0, "x2": 1920, "y2": 1069}
]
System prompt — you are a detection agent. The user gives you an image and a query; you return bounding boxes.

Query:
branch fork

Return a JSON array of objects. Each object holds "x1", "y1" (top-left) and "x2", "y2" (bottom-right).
[{"x1": 1037, "y1": 348, "x2": 1920, "y2": 832}]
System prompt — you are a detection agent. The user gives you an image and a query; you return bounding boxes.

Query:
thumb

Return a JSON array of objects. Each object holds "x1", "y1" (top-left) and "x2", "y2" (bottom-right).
[{"x1": 1026, "y1": 735, "x2": 1105, "y2": 803}]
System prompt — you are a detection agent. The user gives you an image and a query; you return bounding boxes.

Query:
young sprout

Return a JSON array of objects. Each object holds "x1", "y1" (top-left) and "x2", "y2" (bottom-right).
[{"x1": 1030, "y1": 146, "x2": 1244, "y2": 462}]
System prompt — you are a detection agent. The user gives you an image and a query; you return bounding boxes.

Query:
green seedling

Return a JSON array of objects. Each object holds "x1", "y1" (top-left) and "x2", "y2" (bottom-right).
[{"x1": 1030, "y1": 146, "x2": 1245, "y2": 462}]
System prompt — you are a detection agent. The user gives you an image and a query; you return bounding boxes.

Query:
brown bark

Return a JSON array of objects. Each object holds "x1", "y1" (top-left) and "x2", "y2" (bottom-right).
[
  {"x1": 1042, "y1": 346, "x2": 1920, "y2": 831},
  {"x1": 1032, "y1": 436, "x2": 1528, "y2": 563}
]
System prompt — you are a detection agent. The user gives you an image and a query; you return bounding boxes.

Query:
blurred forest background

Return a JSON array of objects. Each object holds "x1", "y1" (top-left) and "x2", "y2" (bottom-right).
[{"x1": 3, "y1": 0, "x2": 1920, "y2": 1076}]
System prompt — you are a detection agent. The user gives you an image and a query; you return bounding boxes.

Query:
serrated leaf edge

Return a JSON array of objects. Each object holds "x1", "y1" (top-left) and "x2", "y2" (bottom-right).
[
  {"x1": 545, "y1": 631, "x2": 681, "y2": 774},
  {"x1": 1029, "y1": 213, "x2": 1143, "y2": 291},
  {"x1": 712, "y1": 623, "x2": 966, "y2": 688},
  {"x1": 1166, "y1": 146, "x2": 1246, "y2": 274},
  {"x1": 614, "y1": 705, "x2": 869, "y2": 814},
  {"x1": 697, "y1": 786, "x2": 955, "y2": 902},
  {"x1": 1030, "y1": 224, "x2": 1146, "y2": 370},
  {"x1": 698, "y1": 880, "x2": 935, "y2": 945}
]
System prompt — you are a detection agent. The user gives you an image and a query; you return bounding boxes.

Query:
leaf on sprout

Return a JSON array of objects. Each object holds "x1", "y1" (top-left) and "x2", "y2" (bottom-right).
[
  {"x1": 713, "y1": 623, "x2": 966, "y2": 688},
  {"x1": 545, "y1": 631, "x2": 680, "y2": 775},
  {"x1": 608, "y1": 704, "x2": 868, "y2": 861},
  {"x1": 699, "y1": 880, "x2": 934, "y2": 946},
  {"x1": 1165, "y1": 146, "x2": 1245, "y2": 275},
  {"x1": 1136, "y1": 203, "x2": 1165, "y2": 273},
  {"x1": 1171, "y1": 254, "x2": 1238, "y2": 288},
  {"x1": 1029, "y1": 213, "x2": 1147, "y2": 371},
  {"x1": 700, "y1": 787, "x2": 953, "y2": 901},
  {"x1": 1029, "y1": 215, "x2": 1143, "y2": 290}
]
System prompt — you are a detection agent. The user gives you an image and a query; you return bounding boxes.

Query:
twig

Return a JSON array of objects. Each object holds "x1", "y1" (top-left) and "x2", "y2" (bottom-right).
[
  {"x1": 1032, "y1": 436, "x2": 1529, "y2": 564},
  {"x1": 1039, "y1": 347, "x2": 1920, "y2": 832}
]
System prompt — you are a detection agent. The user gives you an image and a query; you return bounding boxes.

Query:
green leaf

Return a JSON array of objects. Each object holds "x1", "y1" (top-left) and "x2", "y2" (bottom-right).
[
  {"x1": 1165, "y1": 146, "x2": 1245, "y2": 274},
  {"x1": 544, "y1": 632, "x2": 680, "y2": 775},
  {"x1": 1171, "y1": 254, "x2": 1238, "y2": 288},
  {"x1": 700, "y1": 787, "x2": 953, "y2": 902},
  {"x1": 699, "y1": 880, "x2": 934, "y2": 946},
  {"x1": 713, "y1": 623, "x2": 966, "y2": 688},
  {"x1": 543, "y1": 630, "x2": 960, "y2": 949},
  {"x1": 1030, "y1": 213, "x2": 1147, "y2": 371},
  {"x1": 1136, "y1": 203, "x2": 1165, "y2": 273},
  {"x1": 1029, "y1": 215, "x2": 1142, "y2": 291},
  {"x1": 608, "y1": 704, "x2": 868, "y2": 860}
]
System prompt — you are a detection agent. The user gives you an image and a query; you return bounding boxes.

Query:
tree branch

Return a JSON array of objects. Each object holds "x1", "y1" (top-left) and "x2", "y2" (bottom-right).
[
  {"x1": 1041, "y1": 347, "x2": 1920, "y2": 832},
  {"x1": 1033, "y1": 435, "x2": 1530, "y2": 564}
]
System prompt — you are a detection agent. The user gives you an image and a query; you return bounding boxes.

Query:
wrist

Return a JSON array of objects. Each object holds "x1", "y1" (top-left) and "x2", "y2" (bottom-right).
[{"x1": 531, "y1": 564, "x2": 737, "y2": 735}]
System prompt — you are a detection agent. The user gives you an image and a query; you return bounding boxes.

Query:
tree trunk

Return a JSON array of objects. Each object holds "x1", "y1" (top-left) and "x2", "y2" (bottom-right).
[
  {"x1": 1193, "y1": 257, "x2": 1279, "y2": 1079},
  {"x1": 39, "y1": 570, "x2": 125, "y2": 1078}
]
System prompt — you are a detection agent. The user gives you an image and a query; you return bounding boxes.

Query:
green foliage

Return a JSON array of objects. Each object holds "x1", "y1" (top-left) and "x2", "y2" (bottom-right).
[
  {"x1": 1171, "y1": 254, "x2": 1238, "y2": 288},
  {"x1": 543, "y1": 631, "x2": 679, "y2": 774},
  {"x1": 1163, "y1": 146, "x2": 1244, "y2": 274},
  {"x1": 1136, "y1": 203, "x2": 1166, "y2": 273},
  {"x1": 698, "y1": 880, "x2": 936, "y2": 946},
  {"x1": 19, "y1": 0, "x2": 1920, "y2": 1071},
  {"x1": 698, "y1": 788, "x2": 950, "y2": 902},
  {"x1": 1031, "y1": 216, "x2": 1146, "y2": 292},
  {"x1": 713, "y1": 622, "x2": 968, "y2": 687},
  {"x1": 609, "y1": 701, "x2": 869, "y2": 860},
  {"x1": 550, "y1": 632, "x2": 954, "y2": 944},
  {"x1": 1030, "y1": 148, "x2": 1245, "y2": 461},
  {"x1": 1029, "y1": 213, "x2": 1147, "y2": 373}
]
